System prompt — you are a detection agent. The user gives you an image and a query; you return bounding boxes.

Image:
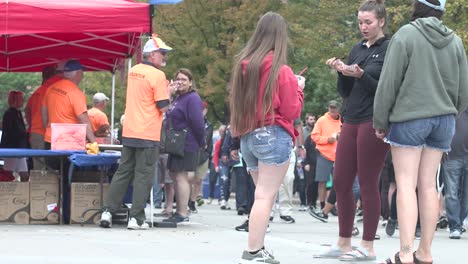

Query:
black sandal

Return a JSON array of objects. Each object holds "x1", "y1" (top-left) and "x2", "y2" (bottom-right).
[
  {"x1": 414, "y1": 252, "x2": 432, "y2": 264},
  {"x1": 385, "y1": 252, "x2": 415, "y2": 264}
]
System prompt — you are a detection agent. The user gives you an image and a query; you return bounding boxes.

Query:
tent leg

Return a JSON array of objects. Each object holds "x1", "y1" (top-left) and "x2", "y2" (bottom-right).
[{"x1": 110, "y1": 73, "x2": 116, "y2": 144}]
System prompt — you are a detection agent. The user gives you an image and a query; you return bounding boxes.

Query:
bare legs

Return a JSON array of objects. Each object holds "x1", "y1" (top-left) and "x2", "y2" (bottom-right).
[
  {"x1": 391, "y1": 147, "x2": 442, "y2": 263},
  {"x1": 247, "y1": 161, "x2": 289, "y2": 251},
  {"x1": 171, "y1": 171, "x2": 195, "y2": 217}
]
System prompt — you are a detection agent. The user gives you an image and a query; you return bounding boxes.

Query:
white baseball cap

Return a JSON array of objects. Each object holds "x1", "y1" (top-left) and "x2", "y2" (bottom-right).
[
  {"x1": 143, "y1": 34, "x2": 173, "y2": 53},
  {"x1": 93, "y1": 92, "x2": 109, "y2": 104}
]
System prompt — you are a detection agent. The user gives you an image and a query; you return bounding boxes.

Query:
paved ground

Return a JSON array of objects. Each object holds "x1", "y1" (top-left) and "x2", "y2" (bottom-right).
[{"x1": 0, "y1": 201, "x2": 465, "y2": 264}]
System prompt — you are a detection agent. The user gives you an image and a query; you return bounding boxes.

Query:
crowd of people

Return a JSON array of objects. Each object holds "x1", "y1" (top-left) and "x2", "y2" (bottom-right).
[{"x1": 0, "y1": 0, "x2": 467, "y2": 264}]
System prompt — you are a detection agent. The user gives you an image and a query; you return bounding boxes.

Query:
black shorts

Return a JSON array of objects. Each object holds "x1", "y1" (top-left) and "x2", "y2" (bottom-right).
[{"x1": 168, "y1": 151, "x2": 199, "y2": 172}]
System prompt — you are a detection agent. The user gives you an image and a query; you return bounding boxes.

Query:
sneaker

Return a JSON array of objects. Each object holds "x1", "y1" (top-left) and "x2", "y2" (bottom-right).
[
  {"x1": 127, "y1": 217, "x2": 149, "y2": 230},
  {"x1": 279, "y1": 215, "x2": 295, "y2": 224},
  {"x1": 163, "y1": 213, "x2": 189, "y2": 224},
  {"x1": 220, "y1": 200, "x2": 231, "y2": 210},
  {"x1": 100, "y1": 211, "x2": 112, "y2": 228},
  {"x1": 415, "y1": 227, "x2": 421, "y2": 240},
  {"x1": 207, "y1": 198, "x2": 213, "y2": 205},
  {"x1": 196, "y1": 196, "x2": 204, "y2": 206},
  {"x1": 449, "y1": 229, "x2": 461, "y2": 239},
  {"x1": 386, "y1": 219, "x2": 397, "y2": 237},
  {"x1": 235, "y1": 220, "x2": 271, "y2": 233},
  {"x1": 237, "y1": 207, "x2": 246, "y2": 216},
  {"x1": 298, "y1": 205, "x2": 307, "y2": 212},
  {"x1": 352, "y1": 225, "x2": 360, "y2": 237},
  {"x1": 239, "y1": 249, "x2": 279, "y2": 264},
  {"x1": 188, "y1": 201, "x2": 198, "y2": 214},
  {"x1": 235, "y1": 220, "x2": 249, "y2": 232},
  {"x1": 308, "y1": 207, "x2": 328, "y2": 223}
]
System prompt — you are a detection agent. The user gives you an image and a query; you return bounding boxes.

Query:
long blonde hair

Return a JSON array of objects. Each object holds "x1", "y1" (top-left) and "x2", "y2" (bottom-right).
[{"x1": 229, "y1": 12, "x2": 289, "y2": 136}]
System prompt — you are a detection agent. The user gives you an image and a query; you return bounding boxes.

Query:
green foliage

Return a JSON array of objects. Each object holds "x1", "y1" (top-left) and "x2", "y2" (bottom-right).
[{"x1": 0, "y1": 72, "x2": 41, "y2": 114}]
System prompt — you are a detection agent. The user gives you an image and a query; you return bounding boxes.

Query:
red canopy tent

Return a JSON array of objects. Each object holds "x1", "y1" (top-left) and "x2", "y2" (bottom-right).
[{"x1": 0, "y1": 0, "x2": 150, "y2": 72}]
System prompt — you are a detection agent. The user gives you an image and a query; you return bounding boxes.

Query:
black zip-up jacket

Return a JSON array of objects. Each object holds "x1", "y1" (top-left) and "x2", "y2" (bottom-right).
[
  {"x1": 0, "y1": 107, "x2": 28, "y2": 148},
  {"x1": 338, "y1": 37, "x2": 389, "y2": 124}
]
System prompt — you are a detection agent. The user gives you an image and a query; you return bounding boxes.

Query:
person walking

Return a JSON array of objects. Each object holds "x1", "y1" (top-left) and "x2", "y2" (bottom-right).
[
  {"x1": 100, "y1": 35, "x2": 171, "y2": 230},
  {"x1": 229, "y1": 12, "x2": 304, "y2": 263},
  {"x1": 317, "y1": 0, "x2": 390, "y2": 261},
  {"x1": 442, "y1": 109, "x2": 468, "y2": 239},
  {"x1": 373, "y1": 0, "x2": 468, "y2": 262}
]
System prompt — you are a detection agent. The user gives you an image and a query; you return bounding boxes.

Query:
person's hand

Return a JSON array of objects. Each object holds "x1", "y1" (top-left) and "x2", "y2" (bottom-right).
[
  {"x1": 215, "y1": 166, "x2": 219, "y2": 173},
  {"x1": 304, "y1": 164, "x2": 310, "y2": 172},
  {"x1": 168, "y1": 80, "x2": 180, "y2": 95},
  {"x1": 221, "y1": 155, "x2": 228, "y2": 164},
  {"x1": 296, "y1": 75, "x2": 306, "y2": 90},
  {"x1": 230, "y1": 150, "x2": 239, "y2": 161},
  {"x1": 375, "y1": 129, "x2": 386, "y2": 139},
  {"x1": 325, "y1": 57, "x2": 343, "y2": 72},
  {"x1": 327, "y1": 136, "x2": 337, "y2": 143},
  {"x1": 341, "y1": 64, "x2": 364, "y2": 78}
]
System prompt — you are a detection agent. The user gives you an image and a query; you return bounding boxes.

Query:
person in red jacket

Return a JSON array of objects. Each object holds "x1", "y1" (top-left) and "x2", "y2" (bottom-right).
[{"x1": 229, "y1": 12, "x2": 304, "y2": 264}]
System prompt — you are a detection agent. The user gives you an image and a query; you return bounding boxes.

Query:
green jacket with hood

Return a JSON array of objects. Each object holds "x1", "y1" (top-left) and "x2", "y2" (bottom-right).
[{"x1": 373, "y1": 17, "x2": 468, "y2": 130}]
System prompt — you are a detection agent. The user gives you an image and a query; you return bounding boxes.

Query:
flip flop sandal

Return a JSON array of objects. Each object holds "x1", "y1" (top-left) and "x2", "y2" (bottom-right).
[
  {"x1": 385, "y1": 252, "x2": 414, "y2": 264},
  {"x1": 339, "y1": 246, "x2": 377, "y2": 262},
  {"x1": 313, "y1": 245, "x2": 346, "y2": 259},
  {"x1": 414, "y1": 252, "x2": 432, "y2": 264}
]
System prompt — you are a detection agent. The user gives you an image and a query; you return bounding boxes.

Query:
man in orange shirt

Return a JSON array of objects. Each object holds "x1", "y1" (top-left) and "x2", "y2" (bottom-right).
[
  {"x1": 100, "y1": 35, "x2": 171, "y2": 230},
  {"x1": 42, "y1": 60, "x2": 96, "y2": 148},
  {"x1": 25, "y1": 65, "x2": 62, "y2": 169},
  {"x1": 88, "y1": 92, "x2": 110, "y2": 138},
  {"x1": 310, "y1": 100, "x2": 342, "y2": 217}
]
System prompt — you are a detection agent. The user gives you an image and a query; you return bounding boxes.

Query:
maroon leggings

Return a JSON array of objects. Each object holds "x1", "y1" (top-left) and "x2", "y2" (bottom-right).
[{"x1": 334, "y1": 121, "x2": 389, "y2": 241}]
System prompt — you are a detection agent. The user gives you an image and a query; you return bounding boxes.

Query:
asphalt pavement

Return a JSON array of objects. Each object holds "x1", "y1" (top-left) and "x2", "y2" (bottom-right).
[{"x1": 0, "y1": 200, "x2": 465, "y2": 264}]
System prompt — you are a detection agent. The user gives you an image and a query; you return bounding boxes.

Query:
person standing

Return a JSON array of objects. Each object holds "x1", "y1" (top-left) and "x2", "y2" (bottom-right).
[
  {"x1": 25, "y1": 65, "x2": 61, "y2": 169},
  {"x1": 442, "y1": 109, "x2": 468, "y2": 239},
  {"x1": 317, "y1": 0, "x2": 390, "y2": 261},
  {"x1": 1, "y1": 91, "x2": 29, "y2": 182},
  {"x1": 88, "y1": 92, "x2": 110, "y2": 138},
  {"x1": 162, "y1": 68, "x2": 205, "y2": 224},
  {"x1": 373, "y1": 0, "x2": 468, "y2": 262},
  {"x1": 229, "y1": 12, "x2": 304, "y2": 263},
  {"x1": 100, "y1": 35, "x2": 171, "y2": 230},
  {"x1": 310, "y1": 100, "x2": 341, "y2": 213}
]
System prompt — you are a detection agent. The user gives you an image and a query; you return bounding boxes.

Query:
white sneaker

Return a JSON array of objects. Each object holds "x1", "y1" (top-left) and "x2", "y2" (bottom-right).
[
  {"x1": 100, "y1": 211, "x2": 112, "y2": 228},
  {"x1": 127, "y1": 217, "x2": 149, "y2": 230}
]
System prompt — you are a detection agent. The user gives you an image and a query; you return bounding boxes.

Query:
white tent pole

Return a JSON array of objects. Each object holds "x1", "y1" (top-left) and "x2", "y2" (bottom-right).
[
  {"x1": 110, "y1": 73, "x2": 116, "y2": 145},
  {"x1": 128, "y1": 58, "x2": 132, "y2": 72}
]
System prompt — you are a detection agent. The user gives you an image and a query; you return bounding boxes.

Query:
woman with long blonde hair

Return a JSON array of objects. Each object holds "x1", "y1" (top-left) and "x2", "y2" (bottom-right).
[{"x1": 230, "y1": 12, "x2": 304, "y2": 264}]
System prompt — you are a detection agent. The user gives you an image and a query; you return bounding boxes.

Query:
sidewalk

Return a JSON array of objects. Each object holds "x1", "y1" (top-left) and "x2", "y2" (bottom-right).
[{"x1": 0, "y1": 201, "x2": 465, "y2": 264}]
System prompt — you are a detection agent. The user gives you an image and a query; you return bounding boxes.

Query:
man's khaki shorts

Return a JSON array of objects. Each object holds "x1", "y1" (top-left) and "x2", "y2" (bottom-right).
[{"x1": 195, "y1": 159, "x2": 209, "y2": 180}]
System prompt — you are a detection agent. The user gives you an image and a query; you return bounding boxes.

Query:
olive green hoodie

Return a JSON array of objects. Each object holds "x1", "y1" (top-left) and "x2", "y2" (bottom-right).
[{"x1": 373, "y1": 17, "x2": 468, "y2": 130}]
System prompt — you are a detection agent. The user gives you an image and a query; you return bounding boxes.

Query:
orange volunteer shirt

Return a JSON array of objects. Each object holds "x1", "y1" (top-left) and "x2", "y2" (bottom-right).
[
  {"x1": 88, "y1": 107, "x2": 109, "y2": 132},
  {"x1": 123, "y1": 63, "x2": 169, "y2": 141},
  {"x1": 26, "y1": 76, "x2": 62, "y2": 136},
  {"x1": 42, "y1": 79, "x2": 88, "y2": 142},
  {"x1": 311, "y1": 113, "x2": 342, "y2": 162}
]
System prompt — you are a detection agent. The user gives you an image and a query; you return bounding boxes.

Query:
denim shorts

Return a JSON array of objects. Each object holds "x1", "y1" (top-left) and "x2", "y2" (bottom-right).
[
  {"x1": 240, "y1": 125, "x2": 293, "y2": 172},
  {"x1": 385, "y1": 114, "x2": 455, "y2": 152}
]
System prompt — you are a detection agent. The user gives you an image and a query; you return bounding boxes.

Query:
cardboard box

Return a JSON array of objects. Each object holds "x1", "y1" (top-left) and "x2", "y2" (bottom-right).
[
  {"x1": 29, "y1": 170, "x2": 59, "y2": 224},
  {"x1": 72, "y1": 171, "x2": 103, "y2": 183},
  {"x1": 70, "y1": 183, "x2": 108, "y2": 225},
  {"x1": 0, "y1": 182, "x2": 30, "y2": 224}
]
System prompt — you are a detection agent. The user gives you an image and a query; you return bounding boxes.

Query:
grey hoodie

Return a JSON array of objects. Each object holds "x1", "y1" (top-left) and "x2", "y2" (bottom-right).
[{"x1": 373, "y1": 17, "x2": 468, "y2": 130}]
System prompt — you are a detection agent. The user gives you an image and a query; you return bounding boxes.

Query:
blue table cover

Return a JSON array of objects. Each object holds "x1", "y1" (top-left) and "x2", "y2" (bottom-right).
[
  {"x1": 68, "y1": 152, "x2": 121, "y2": 167},
  {"x1": 0, "y1": 148, "x2": 82, "y2": 157}
]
